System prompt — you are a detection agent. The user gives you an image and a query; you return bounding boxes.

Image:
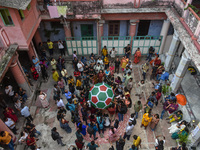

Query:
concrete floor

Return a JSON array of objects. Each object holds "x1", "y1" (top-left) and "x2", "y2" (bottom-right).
[{"x1": 15, "y1": 55, "x2": 179, "y2": 150}]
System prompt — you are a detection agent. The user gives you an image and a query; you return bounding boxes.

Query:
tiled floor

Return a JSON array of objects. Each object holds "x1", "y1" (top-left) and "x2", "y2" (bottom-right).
[{"x1": 26, "y1": 56, "x2": 178, "y2": 150}]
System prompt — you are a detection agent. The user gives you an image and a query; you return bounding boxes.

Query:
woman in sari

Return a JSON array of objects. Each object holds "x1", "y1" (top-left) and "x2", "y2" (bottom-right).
[
  {"x1": 120, "y1": 56, "x2": 129, "y2": 71},
  {"x1": 109, "y1": 63, "x2": 115, "y2": 76},
  {"x1": 141, "y1": 113, "x2": 152, "y2": 129},
  {"x1": 98, "y1": 70, "x2": 105, "y2": 83},
  {"x1": 30, "y1": 65, "x2": 39, "y2": 80},
  {"x1": 38, "y1": 91, "x2": 49, "y2": 108},
  {"x1": 3, "y1": 107, "x2": 18, "y2": 122},
  {"x1": 133, "y1": 48, "x2": 141, "y2": 64}
]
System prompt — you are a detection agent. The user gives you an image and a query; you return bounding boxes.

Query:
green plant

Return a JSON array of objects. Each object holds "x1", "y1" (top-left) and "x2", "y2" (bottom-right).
[
  {"x1": 184, "y1": 4, "x2": 200, "y2": 16},
  {"x1": 178, "y1": 133, "x2": 190, "y2": 145},
  {"x1": 162, "y1": 84, "x2": 172, "y2": 96}
]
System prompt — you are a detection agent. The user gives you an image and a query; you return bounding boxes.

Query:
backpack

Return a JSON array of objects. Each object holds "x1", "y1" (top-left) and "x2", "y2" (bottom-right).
[
  {"x1": 65, "y1": 103, "x2": 70, "y2": 110},
  {"x1": 155, "y1": 140, "x2": 164, "y2": 150},
  {"x1": 87, "y1": 126, "x2": 94, "y2": 134},
  {"x1": 121, "y1": 106, "x2": 127, "y2": 114},
  {"x1": 132, "y1": 119, "x2": 137, "y2": 126}
]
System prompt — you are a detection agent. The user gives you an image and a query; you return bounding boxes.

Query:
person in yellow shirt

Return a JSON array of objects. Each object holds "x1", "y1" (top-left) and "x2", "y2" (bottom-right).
[
  {"x1": 141, "y1": 113, "x2": 152, "y2": 129},
  {"x1": 120, "y1": 56, "x2": 129, "y2": 71},
  {"x1": 133, "y1": 135, "x2": 141, "y2": 149},
  {"x1": 102, "y1": 46, "x2": 108, "y2": 59},
  {"x1": 0, "y1": 131, "x2": 14, "y2": 150},
  {"x1": 52, "y1": 69, "x2": 59, "y2": 82},
  {"x1": 47, "y1": 39, "x2": 54, "y2": 56},
  {"x1": 76, "y1": 77, "x2": 82, "y2": 90},
  {"x1": 104, "y1": 54, "x2": 109, "y2": 69}
]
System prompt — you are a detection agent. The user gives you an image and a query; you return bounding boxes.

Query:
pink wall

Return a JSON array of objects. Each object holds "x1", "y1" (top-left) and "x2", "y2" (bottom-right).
[
  {"x1": 103, "y1": 0, "x2": 133, "y2": 5},
  {"x1": 0, "y1": 0, "x2": 40, "y2": 50}
]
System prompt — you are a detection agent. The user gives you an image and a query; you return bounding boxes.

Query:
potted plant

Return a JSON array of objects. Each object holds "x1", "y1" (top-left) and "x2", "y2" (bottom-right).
[{"x1": 178, "y1": 133, "x2": 190, "y2": 146}]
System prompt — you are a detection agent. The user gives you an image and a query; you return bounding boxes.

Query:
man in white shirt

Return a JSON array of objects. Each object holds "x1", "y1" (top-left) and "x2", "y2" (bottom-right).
[
  {"x1": 110, "y1": 47, "x2": 117, "y2": 62},
  {"x1": 58, "y1": 40, "x2": 65, "y2": 56},
  {"x1": 5, "y1": 118, "x2": 17, "y2": 134},
  {"x1": 123, "y1": 122, "x2": 134, "y2": 140},
  {"x1": 56, "y1": 98, "x2": 65, "y2": 109},
  {"x1": 61, "y1": 68, "x2": 68, "y2": 85},
  {"x1": 77, "y1": 61, "x2": 84, "y2": 74},
  {"x1": 94, "y1": 63, "x2": 103, "y2": 73},
  {"x1": 5, "y1": 85, "x2": 14, "y2": 102},
  {"x1": 21, "y1": 106, "x2": 33, "y2": 122}
]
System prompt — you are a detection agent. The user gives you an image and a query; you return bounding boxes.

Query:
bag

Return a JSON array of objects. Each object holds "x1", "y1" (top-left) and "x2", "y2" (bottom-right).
[
  {"x1": 121, "y1": 106, "x2": 127, "y2": 114},
  {"x1": 132, "y1": 119, "x2": 137, "y2": 126},
  {"x1": 65, "y1": 103, "x2": 70, "y2": 110},
  {"x1": 51, "y1": 132, "x2": 57, "y2": 141},
  {"x1": 87, "y1": 126, "x2": 94, "y2": 134}
]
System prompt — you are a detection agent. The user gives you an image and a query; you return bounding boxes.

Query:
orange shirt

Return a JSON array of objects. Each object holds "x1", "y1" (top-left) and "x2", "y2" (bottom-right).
[{"x1": 0, "y1": 131, "x2": 11, "y2": 145}]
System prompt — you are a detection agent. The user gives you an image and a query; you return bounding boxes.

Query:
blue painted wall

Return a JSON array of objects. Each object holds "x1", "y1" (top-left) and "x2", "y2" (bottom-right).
[
  {"x1": 148, "y1": 20, "x2": 163, "y2": 36},
  {"x1": 72, "y1": 21, "x2": 97, "y2": 37},
  {"x1": 103, "y1": 20, "x2": 128, "y2": 36},
  {"x1": 39, "y1": 21, "x2": 66, "y2": 42}
]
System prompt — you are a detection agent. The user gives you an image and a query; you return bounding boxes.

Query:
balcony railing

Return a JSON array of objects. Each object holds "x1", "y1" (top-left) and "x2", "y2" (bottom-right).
[{"x1": 185, "y1": 9, "x2": 199, "y2": 33}]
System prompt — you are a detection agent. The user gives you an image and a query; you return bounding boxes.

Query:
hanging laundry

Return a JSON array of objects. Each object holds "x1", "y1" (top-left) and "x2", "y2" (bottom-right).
[
  {"x1": 48, "y1": 6, "x2": 59, "y2": 18},
  {"x1": 57, "y1": 6, "x2": 68, "y2": 18}
]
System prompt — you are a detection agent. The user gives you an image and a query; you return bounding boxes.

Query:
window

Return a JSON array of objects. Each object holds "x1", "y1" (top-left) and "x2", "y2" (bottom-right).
[
  {"x1": 0, "y1": 9, "x2": 14, "y2": 26},
  {"x1": 18, "y1": 10, "x2": 25, "y2": 20},
  {"x1": 81, "y1": 24, "x2": 93, "y2": 37},
  {"x1": 108, "y1": 21, "x2": 120, "y2": 36}
]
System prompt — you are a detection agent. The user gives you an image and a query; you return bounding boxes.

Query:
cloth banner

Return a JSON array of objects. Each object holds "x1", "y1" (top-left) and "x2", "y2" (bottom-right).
[
  {"x1": 48, "y1": 6, "x2": 59, "y2": 18},
  {"x1": 57, "y1": 6, "x2": 68, "y2": 18}
]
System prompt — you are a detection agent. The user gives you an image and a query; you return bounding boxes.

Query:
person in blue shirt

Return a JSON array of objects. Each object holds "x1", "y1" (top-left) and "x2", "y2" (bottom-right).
[
  {"x1": 97, "y1": 117, "x2": 104, "y2": 138},
  {"x1": 32, "y1": 56, "x2": 41, "y2": 73},
  {"x1": 88, "y1": 122, "x2": 98, "y2": 140},
  {"x1": 81, "y1": 56, "x2": 87, "y2": 65},
  {"x1": 87, "y1": 140, "x2": 99, "y2": 150},
  {"x1": 64, "y1": 90, "x2": 72, "y2": 103},
  {"x1": 67, "y1": 101, "x2": 75, "y2": 113},
  {"x1": 129, "y1": 145, "x2": 137, "y2": 150}
]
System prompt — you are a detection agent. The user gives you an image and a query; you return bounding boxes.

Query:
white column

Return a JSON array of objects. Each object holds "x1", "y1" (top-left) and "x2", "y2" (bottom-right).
[
  {"x1": 165, "y1": 30, "x2": 180, "y2": 71},
  {"x1": 170, "y1": 50, "x2": 191, "y2": 93},
  {"x1": 159, "y1": 19, "x2": 170, "y2": 54}
]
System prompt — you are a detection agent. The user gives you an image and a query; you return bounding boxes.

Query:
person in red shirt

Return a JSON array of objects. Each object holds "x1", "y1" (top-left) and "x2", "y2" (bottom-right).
[
  {"x1": 107, "y1": 103, "x2": 116, "y2": 122},
  {"x1": 75, "y1": 139, "x2": 84, "y2": 150},
  {"x1": 26, "y1": 133, "x2": 38, "y2": 150},
  {"x1": 155, "y1": 89, "x2": 162, "y2": 106},
  {"x1": 89, "y1": 114, "x2": 97, "y2": 123}
]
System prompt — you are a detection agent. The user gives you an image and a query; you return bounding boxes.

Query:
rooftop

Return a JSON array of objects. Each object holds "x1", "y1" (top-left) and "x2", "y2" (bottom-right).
[{"x1": 0, "y1": 0, "x2": 31, "y2": 10}]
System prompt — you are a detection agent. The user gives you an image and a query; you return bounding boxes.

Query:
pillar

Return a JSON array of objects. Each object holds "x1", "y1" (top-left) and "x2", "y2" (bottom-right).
[
  {"x1": 159, "y1": 19, "x2": 170, "y2": 54},
  {"x1": 165, "y1": 30, "x2": 180, "y2": 71},
  {"x1": 170, "y1": 50, "x2": 191, "y2": 93},
  {"x1": 27, "y1": 41, "x2": 38, "y2": 62},
  {"x1": 63, "y1": 21, "x2": 72, "y2": 38},
  {"x1": 0, "y1": 119, "x2": 16, "y2": 142},
  {"x1": 34, "y1": 29, "x2": 42, "y2": 48},
  {"x1": 129, "y1": 20, "x2": 139, "y2": 49},
  {"x1": 98, "y1": 20, "x2": 105, "y2": 55},
  {"x1": 182, "y1": 0, "x2": 193, "y2": 19},
  {"x1": 10, "y1": 54, "x2": 32, "y2": 97}
]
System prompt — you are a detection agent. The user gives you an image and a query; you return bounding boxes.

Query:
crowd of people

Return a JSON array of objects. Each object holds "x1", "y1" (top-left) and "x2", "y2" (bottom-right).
[{"x1": 0, "y1": 41, "x2": 189, "y2": 150}]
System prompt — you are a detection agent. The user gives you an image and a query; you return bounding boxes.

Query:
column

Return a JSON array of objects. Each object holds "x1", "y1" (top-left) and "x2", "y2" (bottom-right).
[
  {"x1": 164, "y1": 30, "x2": 180, "y2": 71},
  {"x1": 170, "y1": 50, "x2": 191, "y2": 93},
  {"x1": 98, "y1": 20, "x2": 105, "y2": 55},
  {"x1": 34, "y1": 29, "x2": 42, "y2": 48},
  {"x1": 27, "y1": 41, "x2": 38, "y2": 62},
  {"x1": 159, "y1": 19, "x2": 170, "y2": 54},
  {"x1": 129, "y1": 20, "x2": 139, "y2": 48},
  {"x1": 10, "y1": 54, "x2": 32, "y2": 97},
  {"x1": 182, "y1": 0, "x2": 193, "y2": 19},
  {"x1": 63, "y1": 21, "x2": 72, "y2": 38}
]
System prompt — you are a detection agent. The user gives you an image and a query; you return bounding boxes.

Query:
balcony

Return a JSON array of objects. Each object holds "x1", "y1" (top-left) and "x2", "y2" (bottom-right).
[{"x1": 37, "y1": 0, "x2": 102, "y2": 19}]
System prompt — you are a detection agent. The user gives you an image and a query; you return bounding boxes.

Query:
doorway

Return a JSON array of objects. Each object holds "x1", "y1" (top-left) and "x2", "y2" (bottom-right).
[
  {"x1": 81, "y1": 24, "x2": 94, "y2": 37},
  {"x1": 137, "y1": 20, "x2": 151, "y2": 36}
]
